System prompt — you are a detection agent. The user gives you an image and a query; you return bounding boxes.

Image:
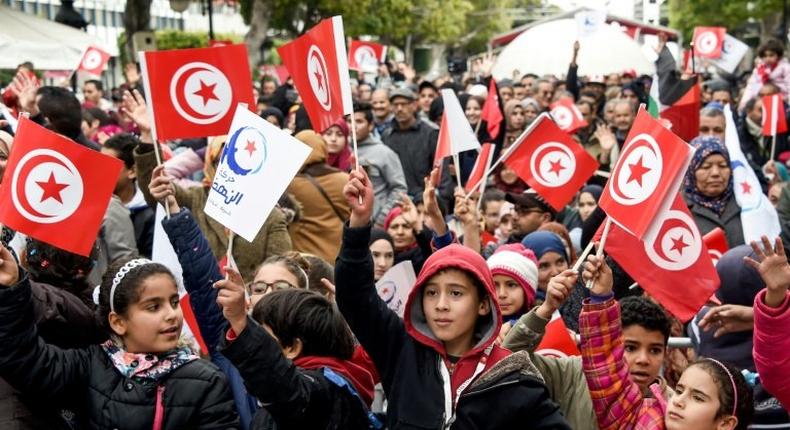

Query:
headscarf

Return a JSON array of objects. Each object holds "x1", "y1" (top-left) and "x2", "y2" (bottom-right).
[
  {"x1": 383, "y1": 207, "x2": 403, "y2": 231},
  {"x1": 369, "y1": 228, "x2": 395, "y2": 249},
  {"x1": 521, "y1": 231, "x2": 568, "y2": 262},
  {"x1": 504, "y1": 99, "x2": 525, "y2": 131},
  {"x1": 683, "y1": 137, "x2": 733, "y2": 216},
  {"x1": 202, "y1": 135, "x2": 226, "y2": 187},
  {"x1": 579, "y1": 184, "x2": 603, "y2": 202},
  {"x1": 324, "y1": 118, "x2": 351, "y2": 172},
  {"x1": 260, "y1": 107, "x2": 285, "y2": 128}
]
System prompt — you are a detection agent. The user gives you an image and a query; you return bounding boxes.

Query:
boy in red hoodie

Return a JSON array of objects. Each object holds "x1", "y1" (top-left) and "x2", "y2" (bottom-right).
[{"x1": 336, "y1": 167, "x2": 569, "y2": 429}]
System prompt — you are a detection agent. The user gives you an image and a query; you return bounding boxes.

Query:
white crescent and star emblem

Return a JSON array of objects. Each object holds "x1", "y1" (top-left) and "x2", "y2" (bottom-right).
[
  {"x1": 708, "y1": 249, "x2": 723, "y2": 267},
  {"x1": 644, "y1": 208, "x2": 702, "y2": 271},
  {"x1": 535, "y1": 349, "x2": 570, "y2": 359},
  {"x1": 169, "y1": 62, "x2": 233, "y2": 125},
  {"x1": 11, "y1": 149, "x2": 84, "y2": 224},
  {"x1": 82, "y1": 49, "x2": 102, "y2": 70},
  {"x1": 354, "y1": 45, "x2": 379, "y2": 70},
  {"x1": 608, "y1": 133, "x2": 662, "y2": 206},
  {"x1": 530, "y1": 142, "x2": 576, "y2": 188},
  {"x1": 696, "y1": 31, "x2": 718, "y2": 55},
  {"x1": 551, "y1": 106, "x2": 574, "y2": 130},
  {"x1": 307, "y1": 45, "x2": 332, "y2": 111}
]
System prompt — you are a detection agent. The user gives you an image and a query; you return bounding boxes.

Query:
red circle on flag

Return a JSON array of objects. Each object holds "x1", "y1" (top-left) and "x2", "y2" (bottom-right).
[{"x1": 11, "y1": 149, "x2": 84, "y2": 224}]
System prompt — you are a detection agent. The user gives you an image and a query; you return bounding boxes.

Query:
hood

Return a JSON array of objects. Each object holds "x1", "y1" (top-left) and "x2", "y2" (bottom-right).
[
  {"x1": 404, "y1": 244, "x2": 501, "y2": 359},
  {"x1": 294, "y1": 355, "x2": 375, "y2": 407},
  {"x1": 295, "y1": 130, "x2": 327, "y2": 170}
]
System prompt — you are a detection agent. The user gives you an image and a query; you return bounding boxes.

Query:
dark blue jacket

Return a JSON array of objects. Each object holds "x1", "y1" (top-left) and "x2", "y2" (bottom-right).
[{"x1": 162, "y1": 208, "x2": 258, "y2": 430}]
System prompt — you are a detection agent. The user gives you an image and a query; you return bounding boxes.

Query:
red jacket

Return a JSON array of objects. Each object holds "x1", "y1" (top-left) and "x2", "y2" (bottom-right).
[{"x1": 753, "y1": 289, "x2": 790, "y2": 410}]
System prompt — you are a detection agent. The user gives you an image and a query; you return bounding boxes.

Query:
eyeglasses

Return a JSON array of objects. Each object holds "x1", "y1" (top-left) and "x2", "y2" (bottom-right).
[{"x1": 247, "y1": 280, "x2": 295, "y2": 295}]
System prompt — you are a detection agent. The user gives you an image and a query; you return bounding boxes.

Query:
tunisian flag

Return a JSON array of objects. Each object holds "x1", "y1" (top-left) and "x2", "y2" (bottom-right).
[
  {"x1": 279, "y1": 16, "x2": 353, "y2": 133},
  {"x1": 762, "y1": 94, "x2": 788, "y2": 136},
  {"x1": 348, "y1": 40, "x2": 387, "y2": 72},
  {"x1": 550, "y1": 98, "x2": 587, "y2": 133},
  {"x1": 702, "y1": 227, "x2": 728, "y2": 267},
  {"x1": 595, "y1": 194, "x2": 720, "y2": 322},
  {"x1": 464, "y1": 143, "x2": 495, "y2": 194},
  {"x1": 0, "y1": 118, "x2": 122, "y2": 256},
  {"x1": 140, "y1": 44, "x2": 254, "y2": 141},
  {"x1": 598, "y1": 107, "x2": 693, "y2": 239},
  {"x1": 481, "y1": 79, "x2": 504, "y2": 139},
  {"x1": 535, "y1": 312, "x2": 581, "y2": 358},
  {"x1": 693, "y1": 27, "x2": 726, "y2": 59},
  {"x1": 76, "y1": 45, "x2": 111, "y2": 76},
  {"x1": 500, "y1": 113, "x2": 598, "y2": 211}
]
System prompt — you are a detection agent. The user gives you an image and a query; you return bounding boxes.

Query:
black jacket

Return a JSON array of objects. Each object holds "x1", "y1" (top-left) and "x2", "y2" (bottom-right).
[
  {"x1": 220, "y1": 318, "x2": 375, "y2": 430},
  {"x1": 335, "y1": 225, "x2": 570, "y2": 430},
  {"x1": 0, "y1": 277, "x2": 239, "y2": 429}
]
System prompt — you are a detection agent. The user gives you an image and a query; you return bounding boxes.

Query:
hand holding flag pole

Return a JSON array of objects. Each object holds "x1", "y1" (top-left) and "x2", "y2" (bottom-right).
[{"x1": 585, "y1": 217, "x2": 612, "y2": 289}]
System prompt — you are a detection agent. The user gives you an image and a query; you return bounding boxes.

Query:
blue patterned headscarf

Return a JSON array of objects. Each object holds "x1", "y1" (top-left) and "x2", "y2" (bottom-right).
[{"x1": 683, "y1": 136, "x2": 733, "y2": 215}]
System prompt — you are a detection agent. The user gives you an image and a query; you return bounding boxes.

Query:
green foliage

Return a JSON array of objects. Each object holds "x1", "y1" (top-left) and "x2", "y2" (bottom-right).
[
  {"x1": 116, "y1": 30, "x2": 243, "y2": 66},
  {"x1": 668, "y1": 0, "x2": 783, "y2": 43}
]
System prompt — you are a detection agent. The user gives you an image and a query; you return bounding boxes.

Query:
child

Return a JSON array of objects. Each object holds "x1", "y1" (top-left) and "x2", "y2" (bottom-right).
[
  {"x1": 216, "y1": 275, "x2": 379, "y2": 429},
  {"x1": 502, "y1": 270, "x2": 673, "y2": 430},
  {"x1": 578, "y1": 254, "x2": 753, "y2": 430},
  {"x1": 0, "y1": 250, "x2": 238, "y2": 428},
  {"x1": 247, "y1": 253, "x2": 311, "y2": 307},
  {"x1": 486, "y1": 243, "x2": 539, "y2": 326},
  {"x1": 749, "y1": 236, "x2": 790, "y2": 410},
  {"x1": 336, "y1": 167, "x2": 570, "y2": 428}
]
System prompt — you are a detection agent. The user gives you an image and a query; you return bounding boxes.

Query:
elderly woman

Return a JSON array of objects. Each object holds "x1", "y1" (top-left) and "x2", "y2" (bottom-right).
[{"x1": 683, "y1": 136, "x2": 744, "y2": 247}]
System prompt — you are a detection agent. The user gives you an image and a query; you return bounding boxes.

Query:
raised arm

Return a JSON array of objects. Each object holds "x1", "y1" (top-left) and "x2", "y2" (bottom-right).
[{"x1": 335, "y1": 167, "x2": 408, "y2": 388}]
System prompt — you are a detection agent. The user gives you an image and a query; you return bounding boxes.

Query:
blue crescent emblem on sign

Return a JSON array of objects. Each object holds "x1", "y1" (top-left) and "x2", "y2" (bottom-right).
[{"x1": 221, "y1": 126, "x2": 267, "y2": 176}]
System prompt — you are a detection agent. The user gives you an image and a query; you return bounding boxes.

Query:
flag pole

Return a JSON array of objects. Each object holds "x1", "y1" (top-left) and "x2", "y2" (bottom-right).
[
  {"x1": 452, "y1": 152, "x2": 463, "y2": 191},
  {"x1": 349, "y1": 110, "x2": 363, "y2": 205},
  {"x1": 771, "y1": 132, "x2": 778, "y2": 162},
  {"x1": 690, "y1": 42, "x2": 696, "y2": 74},
  {"x1": 475, "y1": 145, "x2": 495, "y2": 212},
  {"x1": 585, "y1": 217, "x2": 612, "y2": 289},
  {"x1": 225, "y1": 231, "x2": 235, "y2": 280}
]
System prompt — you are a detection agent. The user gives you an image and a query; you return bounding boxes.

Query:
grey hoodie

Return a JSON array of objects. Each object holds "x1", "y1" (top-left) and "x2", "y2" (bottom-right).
[{"x1": 357, "y1": 134, "x2": 408, "y2": 226}]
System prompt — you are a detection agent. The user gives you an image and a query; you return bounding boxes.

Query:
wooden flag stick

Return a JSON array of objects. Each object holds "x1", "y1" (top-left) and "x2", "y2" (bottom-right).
[
  {"x1": 225, "y1": 231, "x2": 236, "y2": 280},
  {"x1": 349, "y1": 110, "x2": 363, "y2": 205},
  {"x1": 771, "y1": 133, "x2": 778, "y2": 162},
  {"x1": 452, "y1": 152, "x2": 463, "y2": 192},
  {"x1": 571, "y1": 240, "x2": 595, "y2": 272},
  {"x1": 585, "y1": 217, "x2": 612, "y2": 289}
]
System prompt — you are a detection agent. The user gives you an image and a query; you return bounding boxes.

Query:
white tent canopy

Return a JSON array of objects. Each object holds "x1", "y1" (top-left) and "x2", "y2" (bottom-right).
[
  {"x1": 0, "y1": 6, "x2": 116, "y2": 70},
  {"x1": 493, "y1": 19, "x2": 655, "y2": 80}
]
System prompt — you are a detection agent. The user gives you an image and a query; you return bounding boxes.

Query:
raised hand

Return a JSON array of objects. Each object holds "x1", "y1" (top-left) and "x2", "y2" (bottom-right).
[
  {"x1": 214, "y1": 266, "x2": 248, "y2": 334},
  {"x1": 582, "y1": 254, "x2": 613, "y2": 297},
  {"x1": 16, "y1": 72, "x2": 39, "y2": 115},
  {"x1": 698, "y1": 304, "x2": 754, "y2": 337},
  {"x1": 423, "y1": 167, "x2": 447, "y2": 235},
  {"x1": 149, "y1": 165, "x2": 179, "y2": 213},
  {"x1": 594, "y1": 123, "x2": 617, "y2": 152},
  {"x1": 537, "y1": 269, "x2": 577, "y2": 319},
  {"x1": 454, "y1": 189, "x2": 477, "y2": 227},
  {"x1": 478, "y1": 53, "x2": 496, "y2": 78},
  {"x1": 121, "y1": 89, "x2": 151, "y2": 137},
  {"x1": 344, "y1": 165, "x2": 374, "y2": 228},
  {"x1": 744, "y1": 236, "x2": 790, "y2": 308},
  {"x1": 0, "y1": 246, "x2": 19, "y2": 287}
]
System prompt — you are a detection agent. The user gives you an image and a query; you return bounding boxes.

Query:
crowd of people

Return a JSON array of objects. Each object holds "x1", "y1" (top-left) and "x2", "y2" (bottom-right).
[{"x1": 0, "y1": 29, "x2": 789, "y2": 430}]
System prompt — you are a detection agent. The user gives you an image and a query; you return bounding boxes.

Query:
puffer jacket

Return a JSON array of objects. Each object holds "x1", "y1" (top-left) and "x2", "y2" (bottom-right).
[
  {"x1": 335, "y1": 224, "x2": 570, "y2": 429},
  {"x1": 0, "y1": 276, "x2": 239, "y2": 429},
  {"x1": 162, "y1": 208, "x2": 258, "y2": 430},
  {"x1": 135, "y1": 143, "x2": 292, "y2": 281},
  {"x1": 754, "y1": 289, "x2": 790, "y2": 411}
]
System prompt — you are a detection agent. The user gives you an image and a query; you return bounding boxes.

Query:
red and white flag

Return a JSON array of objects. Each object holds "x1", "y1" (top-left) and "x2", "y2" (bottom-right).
[
  {"x1": 434, "y1": 89, "x2": 481, "y2": 167},
  {"x1": 762, "y1": 94, "x2": 788, "y2": 136},
  {"x1": 348, "y1": 40, "x2": 387, "y2": 73},
  {"x1": 500, "y1": 114, "x2": 598, "y2": 211},
  {"x1": 278, "y1": 16, "x2": 353, "y2": 133},
  {"x1": 76, "y1": 45, "x2": 111, "y2": 76},
  {"x1": 535, "y1": 312, "x2": 581, "y2": 358},
  {"x1": 139, "y1": 44, "x2": 254, "y2": 141},
  {"x1": 595, "y1": 194, "x2": 720, "y2": 322},
  {"x1": 464, "y1": 143, "x2": 495, "y2": 194},
  {"x1": 599, "y1": 107, "x2": 693, "y2": 239},
  {"x1": 702, "y1": 227, "x2": 728, "y2": 267},
  {"x1": 481, "y1": 79, "x2": 504, "y2": 139},
  {"x1": 693, "y1": 27, "x2": 726, "y2": 59},
  {"x1": 0, "y1": 118, "x2": 122, "y2": 256},
  {"x1": 550, "y1": 98, "x2": 587, "y2": 133}
]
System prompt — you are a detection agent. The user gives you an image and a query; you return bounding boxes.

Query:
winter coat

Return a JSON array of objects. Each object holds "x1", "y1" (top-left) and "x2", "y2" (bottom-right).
[
  {"x1": 0, "y1": 281, "x2": 102, "y2": 430},
  {"x1": 135, "y1": 143, "x2": 292, "y2": 281},
  {"x1": 126, "y1": 185, "x2": 155, "y2": 258},
  {"x1": 162, "y1": 208, "x2": 258, "y2": 430},
  {"x1": 287, "y1": 131, "x2": 350, "y2": 263},
  {"x1": 684, "y1": 193, "x2": 744, "y2": 248},
  {"x1": 754, "y1": 289, "x2": 790, "y2": 410},
  {"x1": 220, "y1": 317, "x2": 377, "y2": 430},
  {"x1": 503, "y1": 308, "x2": 598, "y2": 430},
  {"x1": 580, "y1": 298, "x2": 666, "y2": 430},
  {"x1": 335, "y1": 224, "x2": 570, "y2": 429},
  {"x1": 0, "y1": 276, "x2": 239, "y2": 429},
  {"x1": 357, "y1": 134, "x2": 408, "y2": 227},
  {"x1": 740, "y1": 57, "x2": 790, "y2": 112}
]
